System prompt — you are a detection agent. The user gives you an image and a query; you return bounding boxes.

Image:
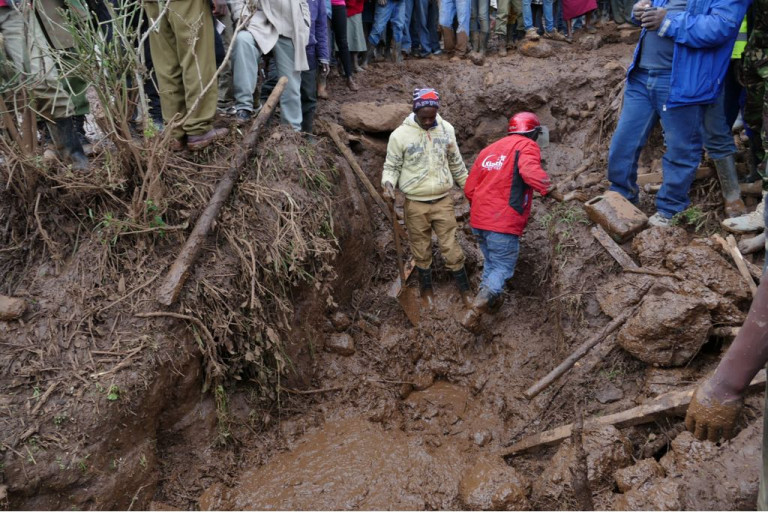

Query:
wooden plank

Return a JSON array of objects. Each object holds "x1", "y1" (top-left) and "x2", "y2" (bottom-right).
[
  {"x1": 502, "y1": 370, "x2": 767, "y2": 457},
  {"x1": 591, "y1": 225, "x2": 639, "y2": 270},
  {"x1": 713, "y1": 234, "x2": 758, "y2": 297},
  {"x1": 637, "y1": 167, "x2": 713, "y2": 186}
]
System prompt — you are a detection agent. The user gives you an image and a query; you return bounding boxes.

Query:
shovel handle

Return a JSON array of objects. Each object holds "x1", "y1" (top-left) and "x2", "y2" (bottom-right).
[{"x1": 389, "y1": 203, "x2": 408, "y2": 284}]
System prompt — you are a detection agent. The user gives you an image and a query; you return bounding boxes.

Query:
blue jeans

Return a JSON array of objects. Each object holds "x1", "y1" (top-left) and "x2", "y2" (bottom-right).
[
  {"x1": 608, "y1": 68, "x2": 704, "y2": 218},
  {"x1": 439, "y1": 0, "x2": 471, "y2": 35},
  {"x1": 402, "y1": 0, "x2": 415, "y2": 51},
  {"x1": 410, "y1": 0, "x2": 434, "y2": 52},
  {"x1": 428, "y1": 0, "x2": 441, "y2": 50},
  {"x1": 702, "y1": 86, "x2": 738, "y2": 160},
  {"x1": 702, "y1": 60, "x2": 743, "y2": 160},
  {"x1": 523, "y1": 0, "x2": 553, "y2": 31},
  {"x1": 472, "y1": 228, "x2": 520, "y2": 295},
  {"x1": 470, "y1": 0, "x2": 490, "y2": 33},
  {"x1": 369, "y1": 0, "x2": 405, "y2": 45}
]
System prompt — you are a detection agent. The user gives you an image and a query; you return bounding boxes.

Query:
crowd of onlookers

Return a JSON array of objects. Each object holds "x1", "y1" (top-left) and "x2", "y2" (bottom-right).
[{"x1": 1, "y1": 0, "x2": 636, "y2": 162}]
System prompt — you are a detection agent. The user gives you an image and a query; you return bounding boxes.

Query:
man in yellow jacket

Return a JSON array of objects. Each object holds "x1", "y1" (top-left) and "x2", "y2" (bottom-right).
[{"x1": 381, "y1": 88, "x2": 471, "y2": 309}]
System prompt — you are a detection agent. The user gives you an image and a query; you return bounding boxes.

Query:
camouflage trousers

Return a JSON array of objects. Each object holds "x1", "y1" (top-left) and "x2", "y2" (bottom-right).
[{"x1": 742, "y1": 42, "x2": 768, "y2": 184}]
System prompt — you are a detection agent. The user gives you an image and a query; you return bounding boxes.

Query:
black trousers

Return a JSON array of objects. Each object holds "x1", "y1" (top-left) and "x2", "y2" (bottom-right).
[{"x1": 331, "y1": 4, "x2": 353, "y2": 78}]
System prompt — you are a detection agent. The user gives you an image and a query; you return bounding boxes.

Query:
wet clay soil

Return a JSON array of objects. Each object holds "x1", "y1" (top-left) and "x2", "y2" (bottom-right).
[{"x1": 2, "y1": 26, "x2": 765, "y2": 511}]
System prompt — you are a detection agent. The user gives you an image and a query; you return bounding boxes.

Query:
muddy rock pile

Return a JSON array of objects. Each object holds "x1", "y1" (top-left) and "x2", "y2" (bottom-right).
[{"x1": 597, "y1": 227, "x2": 750, "y2": 367}]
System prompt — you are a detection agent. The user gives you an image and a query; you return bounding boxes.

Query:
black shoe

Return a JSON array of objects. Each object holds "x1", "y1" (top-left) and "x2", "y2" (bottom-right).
[
  {"x1": 417, "y1": 267, "x2": 435, "y2": 309},
  {"x1": 235, "y1": 110, "x2": 252, "y2": 125},
  {"x1": 51, "y1": 117, "x2": 89, "y2": 171}
]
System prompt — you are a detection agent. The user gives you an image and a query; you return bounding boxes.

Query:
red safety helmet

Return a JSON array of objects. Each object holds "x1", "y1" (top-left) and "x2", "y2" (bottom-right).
[{"x1": 507, "y1": 112, "x2": 541, "y2": 135}]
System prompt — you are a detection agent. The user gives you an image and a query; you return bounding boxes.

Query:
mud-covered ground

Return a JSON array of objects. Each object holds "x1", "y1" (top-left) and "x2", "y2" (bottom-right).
[{"x1": 1, "y1": 24, "x2": 765, "y2": 511}]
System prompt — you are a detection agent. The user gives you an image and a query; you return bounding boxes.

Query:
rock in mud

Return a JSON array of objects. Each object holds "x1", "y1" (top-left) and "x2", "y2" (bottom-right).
[
  {"x1": 665, "y1": 241, "x2": 751, "y2": 303},
  {"x1": 595, "y1": 383, "x2": 623, "y2": 404},
  {"x1": 340, "y1": 102, "x2": 412, "y2": 133},
  {"x1": 533, "y1": 425, "x2": 632, "y2": 506},
  {"x1": 459, "y1": 457, "x2": 530, "y2": 511},
  {"x1": 614, "y1": 425, "x2": 761, "y2": 510},
  {"x1": 472, "y1": 430, "x2": 493, "y2": 447},
  {"x1": 614, "y1": 458, "x2": 665, "y2": 492},
  {"x1": 518, "y1": 40, "x2": 554, "y2": 59},
  {"x1": 619, "y1": 28, "x2": 641, "y2": 44},
  {"x1": 579, "y1": 34, "x2": 603, "y2": 50},
  {"x1": 596, "y1": 274, "x2": 648, "y2": 319},
  {"x1": 617, "y1": 291, "x2": 710, "y2": 367},
  {"x1": 0, "y1": 295, "x2": 26, "y2": 321},
  {"x1": 325, "y1": 333, "x2": 355, "y2": 356},
  {"x1": 330, "y1": 311, "x2": 351, "y2": 332},
  {"x1": 631, "y1": 226, "x2": 690, "y2": 268}
]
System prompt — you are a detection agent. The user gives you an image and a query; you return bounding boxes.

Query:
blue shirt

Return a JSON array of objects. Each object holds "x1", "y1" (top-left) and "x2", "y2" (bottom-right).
[{"x1": 638, "y1": 0, "x2": 688, "y2": 69}]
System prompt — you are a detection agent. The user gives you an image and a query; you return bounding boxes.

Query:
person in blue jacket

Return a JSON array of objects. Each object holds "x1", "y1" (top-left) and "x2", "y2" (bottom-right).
[{"x1": 606, "y1": 0, "x2": 751, "y2": 227}]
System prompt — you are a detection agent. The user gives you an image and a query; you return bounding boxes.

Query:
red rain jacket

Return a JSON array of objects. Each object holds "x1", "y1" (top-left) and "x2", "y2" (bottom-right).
[{"x1": 465, "y1": 134, "x2": 552, "y2": 236}]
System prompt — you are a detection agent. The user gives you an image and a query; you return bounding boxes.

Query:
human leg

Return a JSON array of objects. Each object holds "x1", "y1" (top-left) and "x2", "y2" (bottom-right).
[
  {"x1": 232, "y1": 30, "x2": 262, "y2": 114},
  {"x1": 272, "y1": 36, "x2": 303, "y2": 131},
  {"x1": 607, "y1": 69, "x2": 658, "y2": 205}
]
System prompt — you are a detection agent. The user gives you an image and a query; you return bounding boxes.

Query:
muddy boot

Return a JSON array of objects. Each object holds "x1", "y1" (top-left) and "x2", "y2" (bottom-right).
[
  {"x1": 441, "y1": 26, "x2": 456, "y2": 56},
  {"x1": 451, "y1": 31, "x2": 469, "y2": 62},
  {"x1": 739, "y1": 232, "x2": 766, "y2": 254},
  {"x1": 317, "y1": 74, "x2": 328, "y2": 100},
  {"x1": 496, "y1": 33, "x2": 508, "y2": 57},
  {"x1": 722, "y1": 191, "x2": 766, "y2": 233},
  {"x1": 470, "y1": 32, "x2": 487, "y2": 65},
  {"x1": 49, "y1": 117, "x2": 89, "y2": 171},
  {"x1": 363, "y1": 44, "x2": 376, "y2": 66},
  {"x1": 392, "y1": 41, "x2": 403, "y2": 64},
  {"x1": 714, "y1": 155, "x2": 747, "y2": 218},
  {"x1": 452, "y1": 266, "x2": 473, "y2": 307},
  {"x1": 417, "y1": 267, "x2": 435, "y2": 309},
  {"x1": 460, "y1": 287, "x2": 497, "y2": 332}
]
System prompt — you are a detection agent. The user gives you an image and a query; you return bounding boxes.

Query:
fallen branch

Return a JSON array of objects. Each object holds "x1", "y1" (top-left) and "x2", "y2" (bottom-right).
[
  {"x1": 505, "y1": 369, "x2": 766, "y2": 457},
  {"x1": 156, "y1": 77, "x2": 287, "y2": 306},
  {"x1": 560, "y1": 157, "x2": 594, "y2": 187},
  {"x1": 30, "y1": 381, "x2": 58, "y2": 415},
  {"x1": 623, "y1": 267, "x2": 681, "y2": 280},
  {"x1": 524, "y1": 280, "x2": 652, "y2": 399}
]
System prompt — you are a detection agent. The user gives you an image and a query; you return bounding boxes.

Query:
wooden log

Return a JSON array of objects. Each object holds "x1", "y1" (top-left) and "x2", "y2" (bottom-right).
[
  {"x1": 637, "y1": 167, "x2": 713, "y2": 186},
  {"x1": 623, "y1": 267, "x2": 681, "y2": 280},
  {"x1": 156, "y1": 77, "x2": 287, "y2": 306},
  {"x1": 591, "y1": 225, "x2": 639, "y2": 270},
  {"x1": 524, "y1": 280, "x2": 652, "y2": 399},
  {"x1": 325, "y1": 121, "x2": 407, "y2": 241},
  {"x1": 504, "y1": 369, "x2": 767, "y2": 457},
  {"x1": 713, "y1": 234, "x2": 758, "y2": 297}
]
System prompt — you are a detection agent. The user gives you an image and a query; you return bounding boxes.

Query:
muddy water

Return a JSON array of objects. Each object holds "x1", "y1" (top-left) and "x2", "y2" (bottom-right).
[{"x1": 211, "y1": 382, "x2": 503, "y2": 510}]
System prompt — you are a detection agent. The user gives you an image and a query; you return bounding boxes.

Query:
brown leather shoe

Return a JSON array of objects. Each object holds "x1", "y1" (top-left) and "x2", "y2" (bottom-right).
[
  {"x1": 169, "y1": 137, "x2": 185, "y2": 152},
  {"x1": 187, "y1": 127, "x2": 228, "y2": 151}
]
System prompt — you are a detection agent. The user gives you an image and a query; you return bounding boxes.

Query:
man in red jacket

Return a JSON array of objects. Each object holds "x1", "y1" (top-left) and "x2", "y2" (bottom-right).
[{"x1": 461, "y1": 112, "x2": 562, "y2": 331}]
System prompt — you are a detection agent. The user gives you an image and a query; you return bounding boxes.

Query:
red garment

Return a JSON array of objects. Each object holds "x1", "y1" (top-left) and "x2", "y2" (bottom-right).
[
  {"x1": 562, "y1": 0, "x2": 597, "y2": 21},
  {"x1": 0, "y1": 1, "x2": 8, "y2": 7},
  {"x1": 346, "y1": 0, "x2": 364, "y2": 16},
  {"x1": 465, "y1": 135, "x2": 552, "y2": 236}
]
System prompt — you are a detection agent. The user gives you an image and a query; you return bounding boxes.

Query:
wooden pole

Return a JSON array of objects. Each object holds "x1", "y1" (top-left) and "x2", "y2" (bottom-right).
[
  {"x1": 156, "y1": 77, "x2": 288, "y2": 306},
  {"x1": 325, "y1": 121, "x2": 407, "y2": 241},
  {"x1": 523, "y1": 280, "x2": 652, "y2": 400},
  {"x1": 503, "y1": 370, "x2": 767, "y2": 457}
]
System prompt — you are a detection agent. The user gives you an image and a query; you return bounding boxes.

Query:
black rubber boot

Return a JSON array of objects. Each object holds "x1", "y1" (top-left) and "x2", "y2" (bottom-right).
[
  {"x1": 452, "y1": 266, "x2": 473, "y2": 307},
  {"x1": 417, "y1": 267, "x2": 435, "y2": 309},
  {"x1": 363, "y1": 44, "x2": 376, "y2": 66},
  {"x1": 713, "y1": 155, "x2": 747, "y2": 217},
  {"x1": 50, "y1": 117, "x2": 89, "y2": 171},
  {"x1": 460, "y1": 287, "x2": 498, "y2": 332}
]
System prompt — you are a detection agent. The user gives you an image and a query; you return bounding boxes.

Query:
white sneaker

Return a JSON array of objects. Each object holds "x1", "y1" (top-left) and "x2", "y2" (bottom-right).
[
  {"x1": 648, "y1": 212, "x2": 672, "y2": 227},
  {"x1": 722, "y1": 197, "x2": 765, "y2": 233}
]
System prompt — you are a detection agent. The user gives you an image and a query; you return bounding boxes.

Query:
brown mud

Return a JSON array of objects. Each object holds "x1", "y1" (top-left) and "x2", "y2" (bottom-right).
[{"x1": 1, "y1": 26, "x2": 765, "y2": 511}]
